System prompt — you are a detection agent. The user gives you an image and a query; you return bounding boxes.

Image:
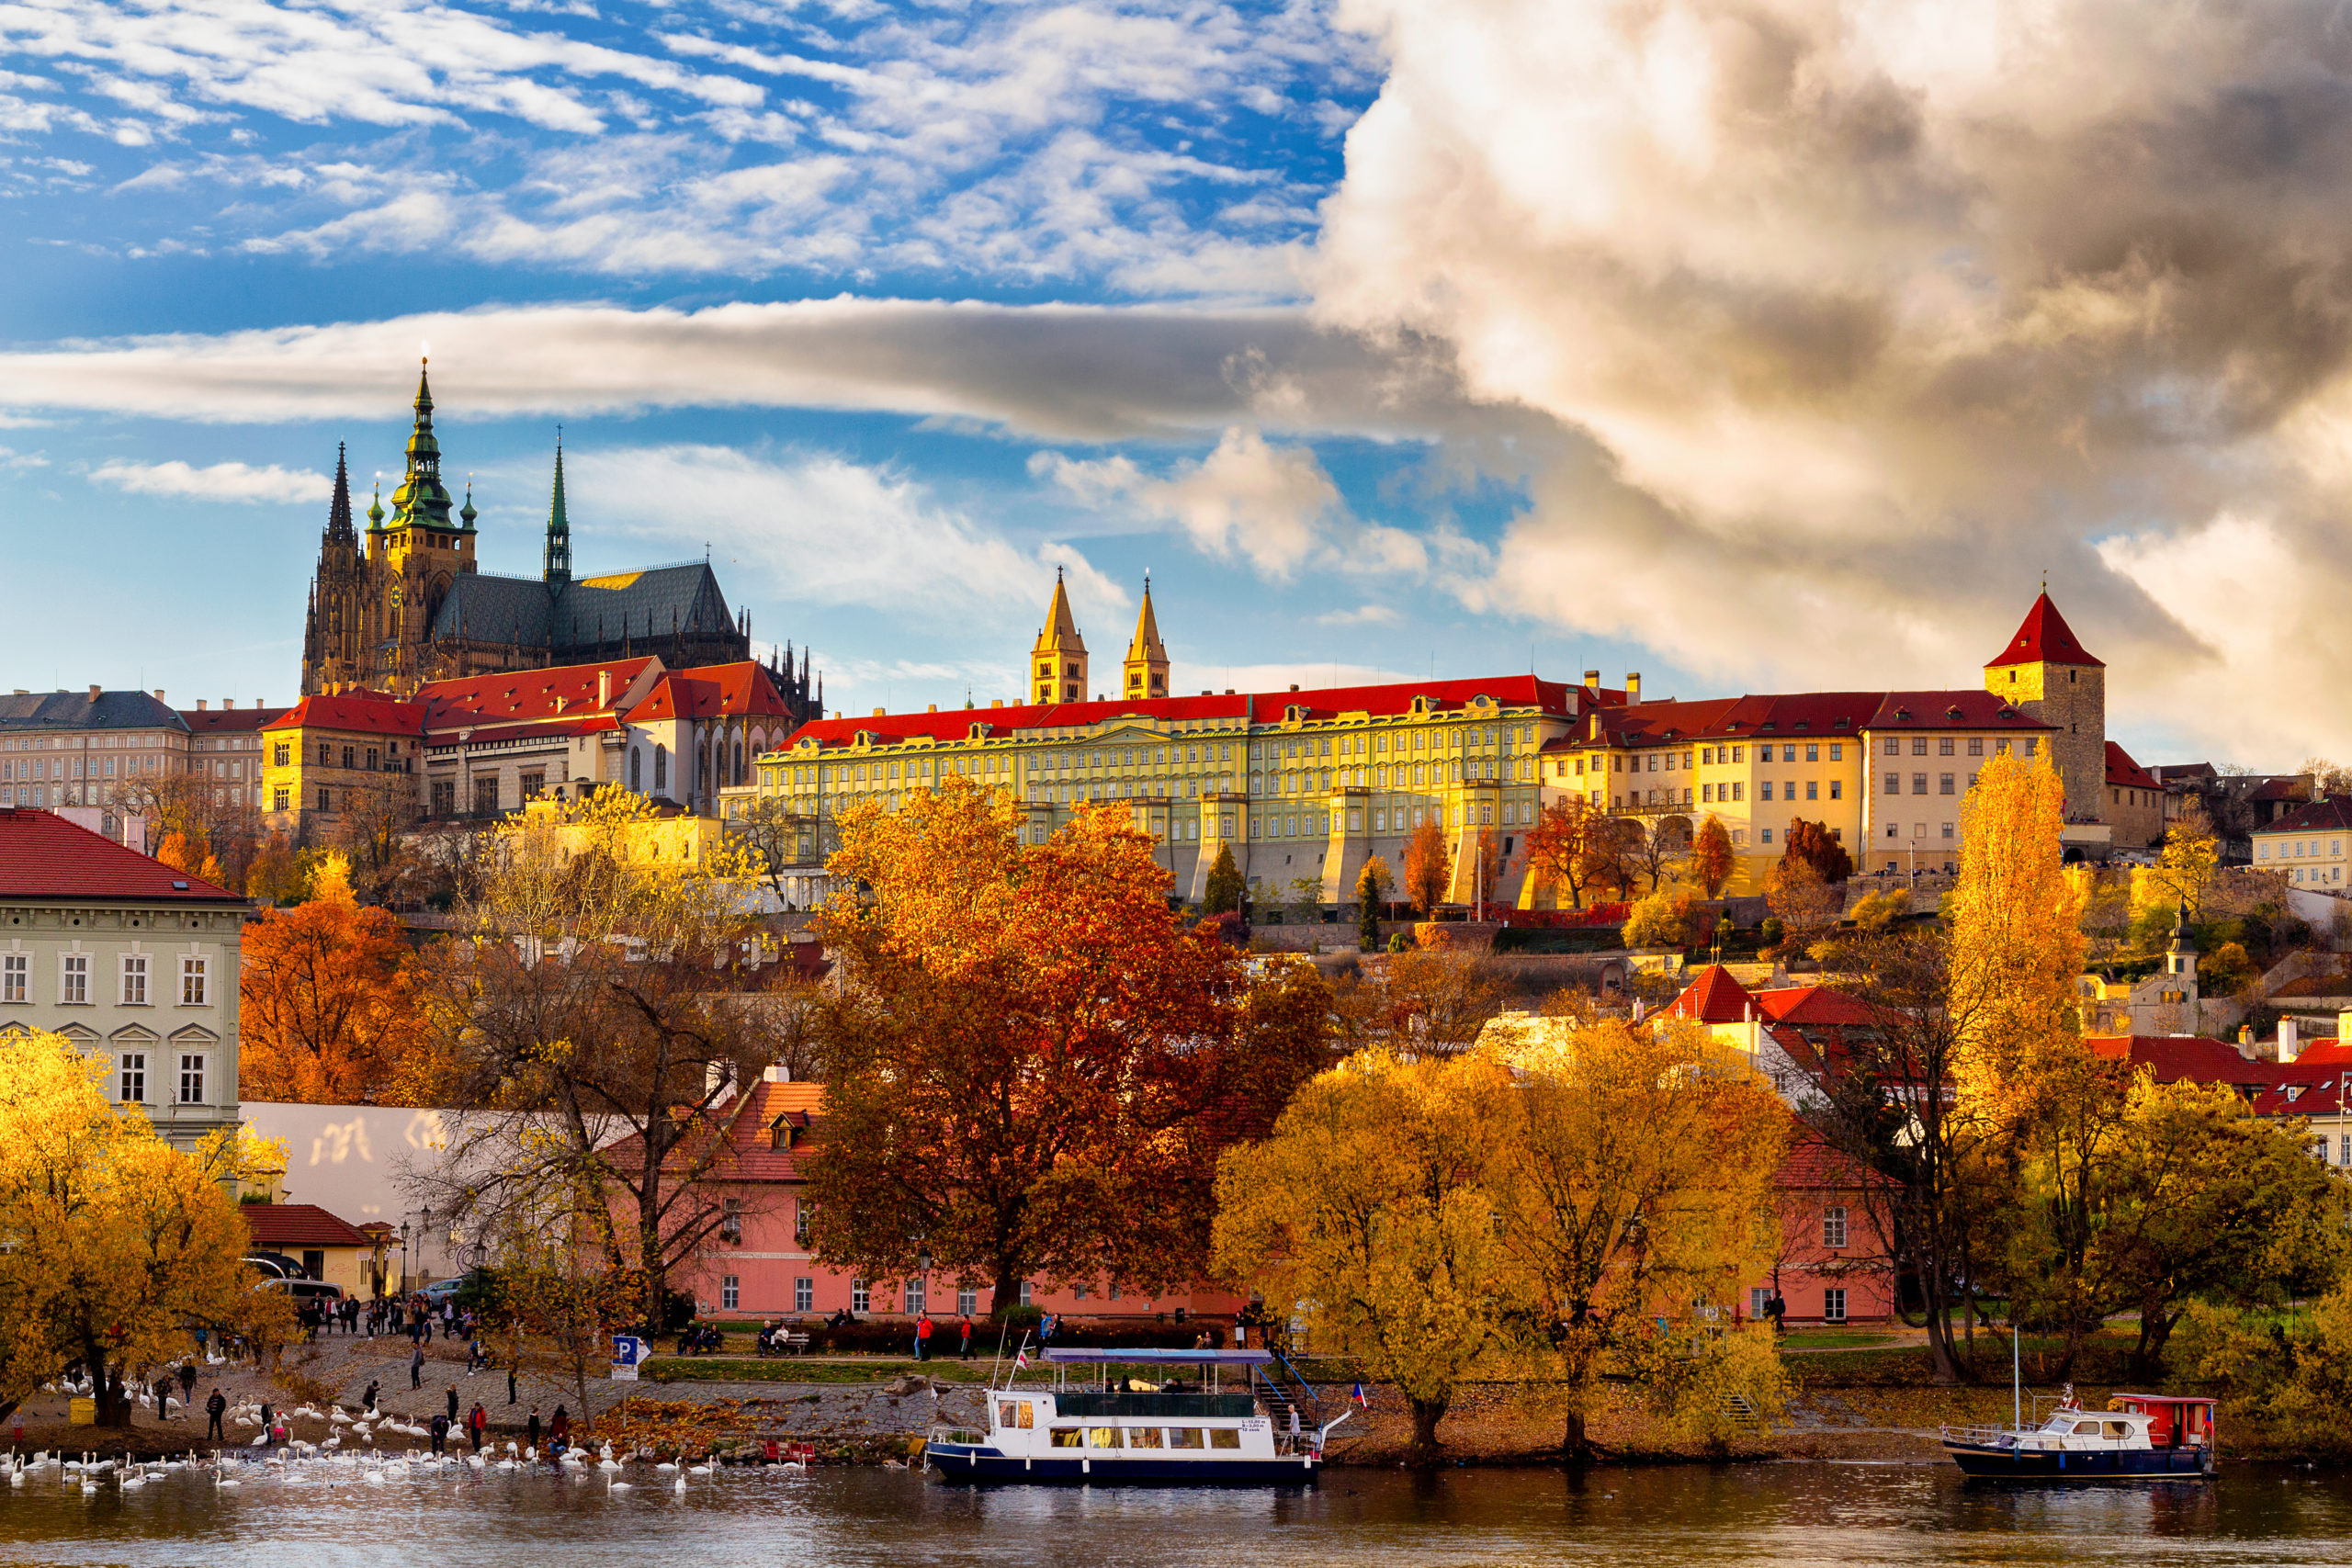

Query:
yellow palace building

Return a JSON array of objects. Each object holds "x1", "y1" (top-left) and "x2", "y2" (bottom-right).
[{"x1": 742, "y1": 586, "x2": 2115, "y2": 909}]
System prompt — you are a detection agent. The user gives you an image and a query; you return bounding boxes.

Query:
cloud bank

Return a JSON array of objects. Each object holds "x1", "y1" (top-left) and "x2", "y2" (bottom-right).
[{"x1": 88, "y1": 457, "x2": 329, "y2": 502}]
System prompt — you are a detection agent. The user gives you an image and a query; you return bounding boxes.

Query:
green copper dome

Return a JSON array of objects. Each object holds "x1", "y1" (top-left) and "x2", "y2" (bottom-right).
[{"x1": 389, "y1": 360, "x2": 455, "y2": 528}]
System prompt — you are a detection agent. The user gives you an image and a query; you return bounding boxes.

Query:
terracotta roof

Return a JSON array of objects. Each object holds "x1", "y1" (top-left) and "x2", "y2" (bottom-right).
[
  {"x1": 420, "y1": 657, "x2": 658, "y2": 732},
  {"x1": 1775, "y1": 1132, "x2": 1893, "y2": 1192},
  {"x1": 2085, "y1": 1034, "x2": 2271, "y2": 1088},
  {"x1": 2106, "y1": 741, "x2": 2160, "y2": 792},
  {"x1": 1664, "y1": 964, "x2": 1756, "y2": 1023},
  {"x1": 626, "y1": 663, "x2": 804, "y2": 725},
  {"x1": 1986, "y1": 592, "x2": 2104, "y2": 669},
  {"x1": 264, "y1": 692, "x2": 431, "y2": 739},
  {"x1": 780, "y1": 674, "x2": 1593, "y2": 753},
  {"x1": 605, "y1": 1078, "x2": 827, "y2": 1183},
  {"x1": 2256, "y1": 797, "x2": 2352, "y2": 836},
  {"x1": 241, "y1": 1203, "x2": 370, "y2": 1249},
  {"x1": 1752, "y1": 986, "x2": 1884, "y2": 1028},
  {"x1": 181, "y1": 705, "x2": 292, "y2": 735},
  {"x1": 1545, "y1": 690, "x2": 2048, "y2": 751},
  {"x1": 0, "y1": 808, "x2": 241, "y2": 901}
]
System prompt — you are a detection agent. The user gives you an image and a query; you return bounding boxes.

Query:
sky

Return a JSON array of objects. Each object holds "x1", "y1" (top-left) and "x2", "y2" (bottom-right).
[{"x1": 5, "y1": 0, "x2": 2351, "y2": 766}]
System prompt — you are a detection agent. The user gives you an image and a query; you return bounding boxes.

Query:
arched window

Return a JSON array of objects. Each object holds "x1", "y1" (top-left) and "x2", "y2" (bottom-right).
[
  {"x1": 629, "y1": 748, "x2": 642, "y2": 793},
  {"x1": 733, "y1": 741, "x2": 744, "y2": 784},
  {"x1": 654, "y1": 745, "x2": 668, "y2": 790}
]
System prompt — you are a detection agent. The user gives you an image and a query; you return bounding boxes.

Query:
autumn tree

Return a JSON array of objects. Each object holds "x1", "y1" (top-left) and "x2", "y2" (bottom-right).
[
  {"x1": 1622, "y1": 888, "x2": 1693, "y2": 950},
  {"x1": 1765, "y1": 856, "x2": 1841, "y2": 945},
  {"x1": 2142, "y1": 806, "x2": 2220, "y2": 920},
  {"x1": 801, "y1": 781, "x2": 1330, "y2": 1314},
  {"x1": 733, "y1": 795, "x2": 815, "y2": 901},
  {"x1": 117, "y1": 773, "x2": 265, "y2": 894},
  {"x1": 1782, "y1": 819, "x2": 1853, "y2": 885},
  {"x1": 1214, "y1": 1050, "x2": 1510, "y2": 1465},
  {"x1": 400, "y1": 784, "x2": 795, "y2": 1331},
  {"x1": 1479, "y1": 1021, "x2": 1788, "y2": 1458},
  {"x1": 1690, "y1": 815, "x2": 1736, "y2": 897},
  {"x1": 239, "y1": 852, "x2": 416, "y2": 1102},
  {"x1": 243, "y1": 831, "x2": 306, "y2": 907},
  {"x1": 1630, "y1": 815, "x2": 1692, "y2": 893},
  {"x1": 1202, "y1": 842, "x2": 1244, "y2": 916},
  {"x1": 1948, "y1": 751, "x2": 2086, "y2": 1111},
  {"x1": 1401, "y1": 819, "x2": 1451, "y2": 913},
  {"x1": 1355, "y1": 855, "x2": 1391, "y2": 951},
  {"x1": 0, "y1": 1032, "x2": 291, "y2": 1427},
  {"x1": 334, "y1": 773, "x2": 420, "y2": 903},
  {"x1": 1583, "y1": 815, "x2": 1643, "y2": 900}
]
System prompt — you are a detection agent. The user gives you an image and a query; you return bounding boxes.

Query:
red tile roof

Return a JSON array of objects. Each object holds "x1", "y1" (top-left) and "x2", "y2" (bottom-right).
[
  {"x1": 0, "y1": 808, "x2": 241, "y2": 901},
  {"x1": 626, "y1": 663, "x2": 805, "y2": 726},
  {"x1": 264, "y1": 692, "x2": 431, "y2": 739},
  {"x1": 781, "y1": 674, "x2": 1593, "y2": 752},
  {"x1": 1753, "y1": 985, "x2": 1884, "y2": 1028},
  {"x1": 1545, "y1": 690, "x2": 2049, "y2": 751},
  {"x1": 606, "y1": 1078, "x2": 826, "y2": 1183},
  {"x1": 420, "y1": 657, "x2": 658, "y2": 731},
  {"x1": 2086, "y1": 1034, "x2": 2270, "y2": 1088},
  {"x1": 1775, "y1": 1132, "x2": 1893, "y2": 1192},
  {"x1": 1664, "y1": 964, "x2": 1756, "y2": 1023},
  {"x1": 2256, "y1": 797, "x2": 2352, "y2": 836},
  {"x1": 241, "y1": 1203, "x2": 370, "y2": 1249},
  {"x1": 2106, "y1": 741, "x2": 2160, "y2": 792},
  {"x1": 1986, "y1": 592, "x2": 2104, "y2": 669}
]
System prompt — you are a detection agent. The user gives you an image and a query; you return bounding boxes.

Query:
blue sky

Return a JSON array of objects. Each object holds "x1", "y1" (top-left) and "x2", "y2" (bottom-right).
[{"x1": 5, "y1": 0, "x2": 2350, "y2": 764}]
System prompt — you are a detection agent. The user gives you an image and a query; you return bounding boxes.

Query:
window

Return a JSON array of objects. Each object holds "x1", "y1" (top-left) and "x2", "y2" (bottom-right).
[
  {"x1": 905, "y1": 1278, "x2": 926, "y2": 1314},
  {"x1": 317, "y1": 787, "x2": 331, "y2": 812},
  {"x1": 1939, "y1": 738, "x2": 1954, "y2": 756},
  {"x1": 1913, "y1": 773, "x2": 1928, "y2": 795},
  {"x1": 1020, "y1": 1280, "x2": 1034, "y2": 1306},
  {"x1": 1087, "y1": 1427, "x2": 1119, "y2": 1450},
  {"x1": 2340, "y1": 1134, "x2": 2350, "y2": 1167},
  {"x1": 1967, "y1": 737, "x2": 1984, "y2": 756},
  {"x1": 1168, "y1": 1427, "x2": 1204, "y2": 1450},
  {"x1": 1942, "y1": 822, "x2": 1956, "y2": 840},
  {"x1": 341, "y1": 745, "x2": 355, "y2": 769},
  {"x1": 1823, "y1": 1288, "x2": 1847, "y2": 1324},
  {"x1": 721, "y1": 1276, "x2": 740, "y2": 1311},
  {"x1": 1049, "y1": 1427, "x2": 1086, "y2": 1448},
  {"x1": 958, "y1": 1287, "x2": 978, "y2": 1315},
  {"x1": 318, "y1": 741, "x2": 332, "y2": 765},
  {"x1": 520, "y1": 770, "x2": 546, "y2": 800},
  {"x1": 1828, "y1": 780, "x2": 1842, "y2": 800},
  {"x1": 795, "y1": 1277, "x2": 813, "y2": 1313},
  {"x1": 851, "y1": 1280, "x2": 870, "y2": 1313},
  {"x1": 1749, "y1": 1288, "x2": 1771, "y2": 1318},
  {"x1": 1806, "y1": 781, "x2": 1818, "y2": 800},
  {"x1": 472, "y1": 775, "x2": 499, "y2": 816},
  {"x1": 720, "y1": 1198, "x2": 742, "y2": 1243},
  {"x1": 1883, "y1": 738, "x2": 1900, "y2": 757},
  {"x1": 1759, "y1": 781, "x2": 1773, "y2": 801},
  {"x1": 1209, "y1": 1429, "x2": 1241, "y2": 1450},
  {"x1": 119, "y1": 1052, "x2": 146, "y2": 1103},
  {"x1": 654, "y1": 746, "x2": 668, "y2": 789},
  {"x1": 1805, "y1": 744, "x2": 1818, "y2": 761},
  {"x1": 794, "y1": 1201, "x2": 809, "y2": 1244},
  {"x1": 1883, "y1": 773, "x2": 1900, "y2": 795},
  {"x1": 60, "y1": 953, "x2": 87, "y2": 1005},
  {"x1": 120, "y1": 953, "x2": 148, "y2": 1006},
  {"x1": 273, "y1": 743, "x2": 288, "y2": 767},
  {"x1": 1823, "y1": 1206, "x2": 1848, "y2": 1249},
  {"x1": 1125, "y1": 1426, "x2": 1163, "y2": 1449},
  {"x1": 272, "y1": 787, "x2": 289, "y2": 812},
  {"x1": 1, "y1": 953, "x2": 23, "y2": 1003}
]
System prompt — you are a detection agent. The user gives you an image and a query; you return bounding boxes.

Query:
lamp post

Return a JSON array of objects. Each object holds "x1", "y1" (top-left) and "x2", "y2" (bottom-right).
[
  {"x1": 399, "y1": 1221, "x2": 412, "y2": 1296},
  {"x1": 420, "y1": 1206, "x2": 434, "y2": 1287}
]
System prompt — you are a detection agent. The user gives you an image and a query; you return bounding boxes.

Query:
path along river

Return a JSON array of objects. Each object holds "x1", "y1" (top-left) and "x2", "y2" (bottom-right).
[{"x1": 3, "y1": 1459, "x2": 2350, "y2": 1566}]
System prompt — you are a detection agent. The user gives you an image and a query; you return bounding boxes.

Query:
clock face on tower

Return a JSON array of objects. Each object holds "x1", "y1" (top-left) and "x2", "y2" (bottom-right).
[{"x1": 390, "y1": 586, "x2": 403, "y2": 611}]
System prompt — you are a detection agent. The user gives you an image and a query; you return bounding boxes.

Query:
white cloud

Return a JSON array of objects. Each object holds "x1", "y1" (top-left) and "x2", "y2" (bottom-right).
[
  {"x1": 1317, "y1": 604, "x2": 1399, "y2": 626},
  {"x1": 559, "y1": 442, "x2": 1126, "y2": 629},
  {"x1": 1038, "y1": 426, "x2": 1341, "y2": 576},
  {"x1": 86, "y1": 457, "x2": 329, "y2": 502}
]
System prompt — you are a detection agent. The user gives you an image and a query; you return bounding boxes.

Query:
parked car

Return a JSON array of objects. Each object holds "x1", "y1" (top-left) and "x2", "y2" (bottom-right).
[{"x1": 260, "y1": 1278, "x2": 345, "y2": 1306}]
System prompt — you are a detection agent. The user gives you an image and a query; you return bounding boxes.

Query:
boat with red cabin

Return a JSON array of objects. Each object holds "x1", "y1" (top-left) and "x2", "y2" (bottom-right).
[{"x1": 1941, "y1": 1392, "x2": 2216, "y2": 1480}]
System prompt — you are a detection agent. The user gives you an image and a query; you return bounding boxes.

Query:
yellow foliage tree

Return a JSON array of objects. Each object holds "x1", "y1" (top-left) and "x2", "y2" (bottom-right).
[
  {"x1": 2142, "y1": 808, "x2": 2220, "y2": 919},
  {"x1": 1213, "y1": 1051, "x2": 1508, "y2": 1465},
  {"x1": 0, "y1": 1031, "x2": 291, "y2": 1427},
  {"x1": 1947, "y1": 752, "x2": 2086, "y2": 1114},
  {"x1": 1480, "y1": 1020, "x2": 1789, "y2": 1457}
]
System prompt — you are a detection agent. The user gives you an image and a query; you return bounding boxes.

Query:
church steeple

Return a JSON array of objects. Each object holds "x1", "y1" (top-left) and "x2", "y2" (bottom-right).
[
  {"x1": 544, "y1": 437, "x2": 572, "y2": 583},
  {"x1": 366, "y1": 479, "x2": 385, "y2": 530},
  {"x1": 389, "y1": 358, "x2": 454, "y2": 529},
  {"x1": 325, "y1": 442, "x2": 355, "y2": 547},
  {"x1": 1030, "y1": 567, "x2": 1088, "y2": 705},
  {"x1": 1123, "y1": 574, "x2": 1169, "y2": 701}
]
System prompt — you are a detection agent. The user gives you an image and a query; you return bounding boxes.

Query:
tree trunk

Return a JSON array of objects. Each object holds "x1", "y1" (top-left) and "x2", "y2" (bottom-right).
[
  {"x1": 1405, "y1": 1395, "x2": 1449, "y2": 1469},
  {"x1": 1563, "y1": 1405, "x2": 1592, "y2": 1465}
]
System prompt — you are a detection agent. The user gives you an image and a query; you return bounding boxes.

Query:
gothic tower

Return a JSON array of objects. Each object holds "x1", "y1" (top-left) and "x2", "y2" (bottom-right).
[
  {"x1": 1122, "y1": 574, "x2": 1169, "y2": 702},
  {"x1": 1984, "y1": 591, "x2": 2106, "y2": 823},
  {"x1": 365, "y1": 360, "x2": 477, "y2": 689},
  {"x1": 545, "y1": 439, "x2": 572, "y2": 584},
  {"x1": 300, "y1": 443, "x2": 369, "y2": 694},
  {"x1": 1031, "y1": 569, "x2": 1088, "y2": 705}
]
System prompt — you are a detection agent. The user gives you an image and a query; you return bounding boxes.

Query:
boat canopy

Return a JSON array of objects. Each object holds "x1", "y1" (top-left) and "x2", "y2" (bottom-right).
[{"x1": 1041, "y1": 1348, "x2": 1274, "y2": 1365}]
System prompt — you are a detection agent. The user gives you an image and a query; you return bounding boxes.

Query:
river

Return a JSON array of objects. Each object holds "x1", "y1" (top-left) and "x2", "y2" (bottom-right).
[{"x1": 3, "y1": 1460, "x2": 2349, "y2": 1565}]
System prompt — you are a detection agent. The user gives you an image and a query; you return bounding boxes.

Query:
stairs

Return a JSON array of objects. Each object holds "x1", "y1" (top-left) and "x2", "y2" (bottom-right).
[
  {"x1": 1717, "y1": 1392, "x2": 1760, "y2": 1433},
  {"x1": 1252, "y1": 1354, "x2": 1322, "y2": 1443}
]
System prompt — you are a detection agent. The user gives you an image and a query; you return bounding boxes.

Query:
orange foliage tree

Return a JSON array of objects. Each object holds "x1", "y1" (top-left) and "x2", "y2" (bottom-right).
[
  {"x1": 800, "y1": 778, "x2": 1331, "y2": 1313},
  {"x1": 1690, "y1": 815, "x2": 1736, "y2": 897},
  {"x1": 1402, "y1": 818, "x2": 1452, "y2": 913},
  {"x1": 238, "y1": 855, "x2": 415, "y2": 1101}
]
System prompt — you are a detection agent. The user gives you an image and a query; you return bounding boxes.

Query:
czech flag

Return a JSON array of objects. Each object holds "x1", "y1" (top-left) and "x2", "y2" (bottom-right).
[{"x1": 1351, "y1": 1382, "x2": 1369, "y2": 1407}]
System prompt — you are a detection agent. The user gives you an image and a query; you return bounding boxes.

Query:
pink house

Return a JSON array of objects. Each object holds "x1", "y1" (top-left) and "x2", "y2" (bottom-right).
[
  {"x1": 622, "y1": 1075, "x2": 1243, "y2": 1326},
  {"x1": 1750, "y1": 1131, "x2": 1899, "y2": 1325}
]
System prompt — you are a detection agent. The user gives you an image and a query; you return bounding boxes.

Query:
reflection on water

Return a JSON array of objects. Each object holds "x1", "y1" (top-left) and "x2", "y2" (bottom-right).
[{"x1": 0, "y1": 1461, "x2": 2346, "y2": 1566}]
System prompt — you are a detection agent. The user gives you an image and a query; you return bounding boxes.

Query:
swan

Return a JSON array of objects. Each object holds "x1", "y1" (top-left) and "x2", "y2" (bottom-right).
[
  {"x1": 609, "y1": 1480, "x2": 634, "y2": 1492},
  {"x1": 672, "y1": 1473, "x2": 686, "y2": 1495}
]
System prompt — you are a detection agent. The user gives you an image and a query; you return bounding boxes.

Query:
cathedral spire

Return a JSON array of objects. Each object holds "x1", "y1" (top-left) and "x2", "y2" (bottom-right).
[
  {"x1": 460, "y1": 478, "x2": 477, "y2": 530},
  {"x1": 325, "y1": 442, "x2": 355, "y2": 546},
  {"x1": 1122, "y1": 572, "x2": 1169, "y2": 701},
  {"x1": 1030, "y1": 566, "x2": 1088, "y2": 705},
  {"x1": 544, "y1": 436, "x2": 572, "y2": 584},
  {"x1": 367, "y1": 479, "x2": 385, "y2": 530},
  {"x1": 390, "y1": 356, "x2": 454, "y2": 528}
]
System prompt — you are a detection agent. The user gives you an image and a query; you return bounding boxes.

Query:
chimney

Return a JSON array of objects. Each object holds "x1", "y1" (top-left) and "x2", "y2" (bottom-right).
[
  {"x1": 152, "y1": 690, "x2": 164, "y2": 703},
  {"x1": 1626, "y1": 672, "x2": 1642, "y2": 703},
  {"x1": 196, "y1": 699, "x2": 208, "y2": 712},
  {"x1": 873, "y1": 707, "x2": 886, "y2": 717},
  {"x1": 2279, "y1": 1017, "x2": 2301, "y2": 1065},
  {"x1": 87, "y1": 684, "x2": 100, "y2": 703},
  {"x1": 927, "y1": 704, "x2": 938, "y2": 713},
  {"x1": 597, "y1": 669, "x2": 612, "y2": 709},
  {"x1": 2338, "y1": 1010, "x2": 2352, "y2": 1051},
  {"x1": 1289, "y1": 683, "x2": 1299, "y2": 692},
  {"x1": 1584, "y1": 669, "x2": 1600, "y2": 694}
]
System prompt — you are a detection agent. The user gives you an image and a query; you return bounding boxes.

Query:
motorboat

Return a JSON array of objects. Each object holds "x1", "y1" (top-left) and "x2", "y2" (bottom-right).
[
  {"x1": 924, "y1": 1347, "x2": 1343, "y2": 1484},
  {"x1": 1941, "y1": 1392, "x2": 2216, "y2": 1480}
]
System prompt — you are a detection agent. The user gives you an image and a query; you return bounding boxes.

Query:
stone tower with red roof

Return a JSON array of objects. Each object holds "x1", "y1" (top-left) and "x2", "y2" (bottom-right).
[{"x1": 1984, "y1": 592, "x2": 2106, "y2": 823}]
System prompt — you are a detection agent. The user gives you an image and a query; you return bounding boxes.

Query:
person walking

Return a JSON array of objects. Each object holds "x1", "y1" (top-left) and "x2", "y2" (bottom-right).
[
  {"x1": 153, "y1": 1376, "x2": 174, "y2": 1422},
  {"x1": 914, "y1": 1313, "x2": 933, "y2": 1362},
  {"x1": 178, "y1": 1361, "x2": 198, "y2": 1404},
  {"x1": 507, "y1": 1362, "x2": 518, "y2": 1405},
  {"x1": 204, "y1": 1386, "x2": 226, "y2": 1442},
  {"x1": 410, "y1": 1344, "x2": 424, "y2": 1390},
  {"x1": 526, "y1": 1407, "x2": 542, "y2": 1455},
  {"x1": 466, "y1": 1401, "x2": 487, "y2": 1454},
  {"x1": 958, "y1": 1317, "x2": 973, "y2": 1359},
  {"x1": 364, "y1": 1378, "x2": 380, "y2": 1415},
  {"x1": 428, "y1": 1411, "x2": 448, "y2": 1457},
  {"x1": 446, "y1": 1385, "x2": 460, "y2": 1426}
]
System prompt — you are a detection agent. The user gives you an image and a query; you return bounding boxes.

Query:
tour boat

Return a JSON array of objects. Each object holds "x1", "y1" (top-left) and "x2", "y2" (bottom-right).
[
  {"x1": 1941, "y1": 1392, "x2": 2217, "y2": 1480},
  {"x1": 924, "y1": 1348, "x2": 1344, "y2": 1484}
]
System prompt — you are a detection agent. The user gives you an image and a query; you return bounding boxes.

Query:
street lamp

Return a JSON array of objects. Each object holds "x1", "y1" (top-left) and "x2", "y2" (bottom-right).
[
  {"x1": 420, "y1": 1206, "x2": 434, "y2": 1287},
  {"x1": 399, "y1": 1221, "x2": 412, "y2": 1296}
]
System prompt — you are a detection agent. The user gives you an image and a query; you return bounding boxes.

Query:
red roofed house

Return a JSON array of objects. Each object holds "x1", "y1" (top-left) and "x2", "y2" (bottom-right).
[
  {"x1": 2105, "y1": 741, "x2": 2165, "y2": 851},
  {"x1": 1754, "y1": 1133, "x2": 1899, "y2": 1326},
  {"x1": 616, "y1": 1074, "x2": 1244, "y2": 1327},
  {"x1": 0, "y1": 807, "x2": 248, "y2": 1152},
  {"x1": 242, "y1": 1202, "x2": 379, "y2": 1295}
]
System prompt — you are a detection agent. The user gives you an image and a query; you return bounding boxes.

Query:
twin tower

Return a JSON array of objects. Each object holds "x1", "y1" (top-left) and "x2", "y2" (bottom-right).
[{"x1": 1029, "y1": 571, "x2": 1169, "y2": 706}]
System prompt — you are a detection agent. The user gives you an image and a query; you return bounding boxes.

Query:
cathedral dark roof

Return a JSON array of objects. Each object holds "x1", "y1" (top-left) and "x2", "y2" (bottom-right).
[
  {"x1": 0, "y1": 689, "x2": 187, "y2": 734},
  {"x1": 427, "y1": 563, "x2": 738, "y2": 656}
]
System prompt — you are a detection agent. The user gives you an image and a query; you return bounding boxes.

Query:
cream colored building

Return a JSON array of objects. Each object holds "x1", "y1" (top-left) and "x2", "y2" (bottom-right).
[
  {"x1": 2252, "y1": 798, "x2": 2352, "y2": 891},
  {"x1": 0, "y1": 807, "x2": 246, "y2": 1152}
]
